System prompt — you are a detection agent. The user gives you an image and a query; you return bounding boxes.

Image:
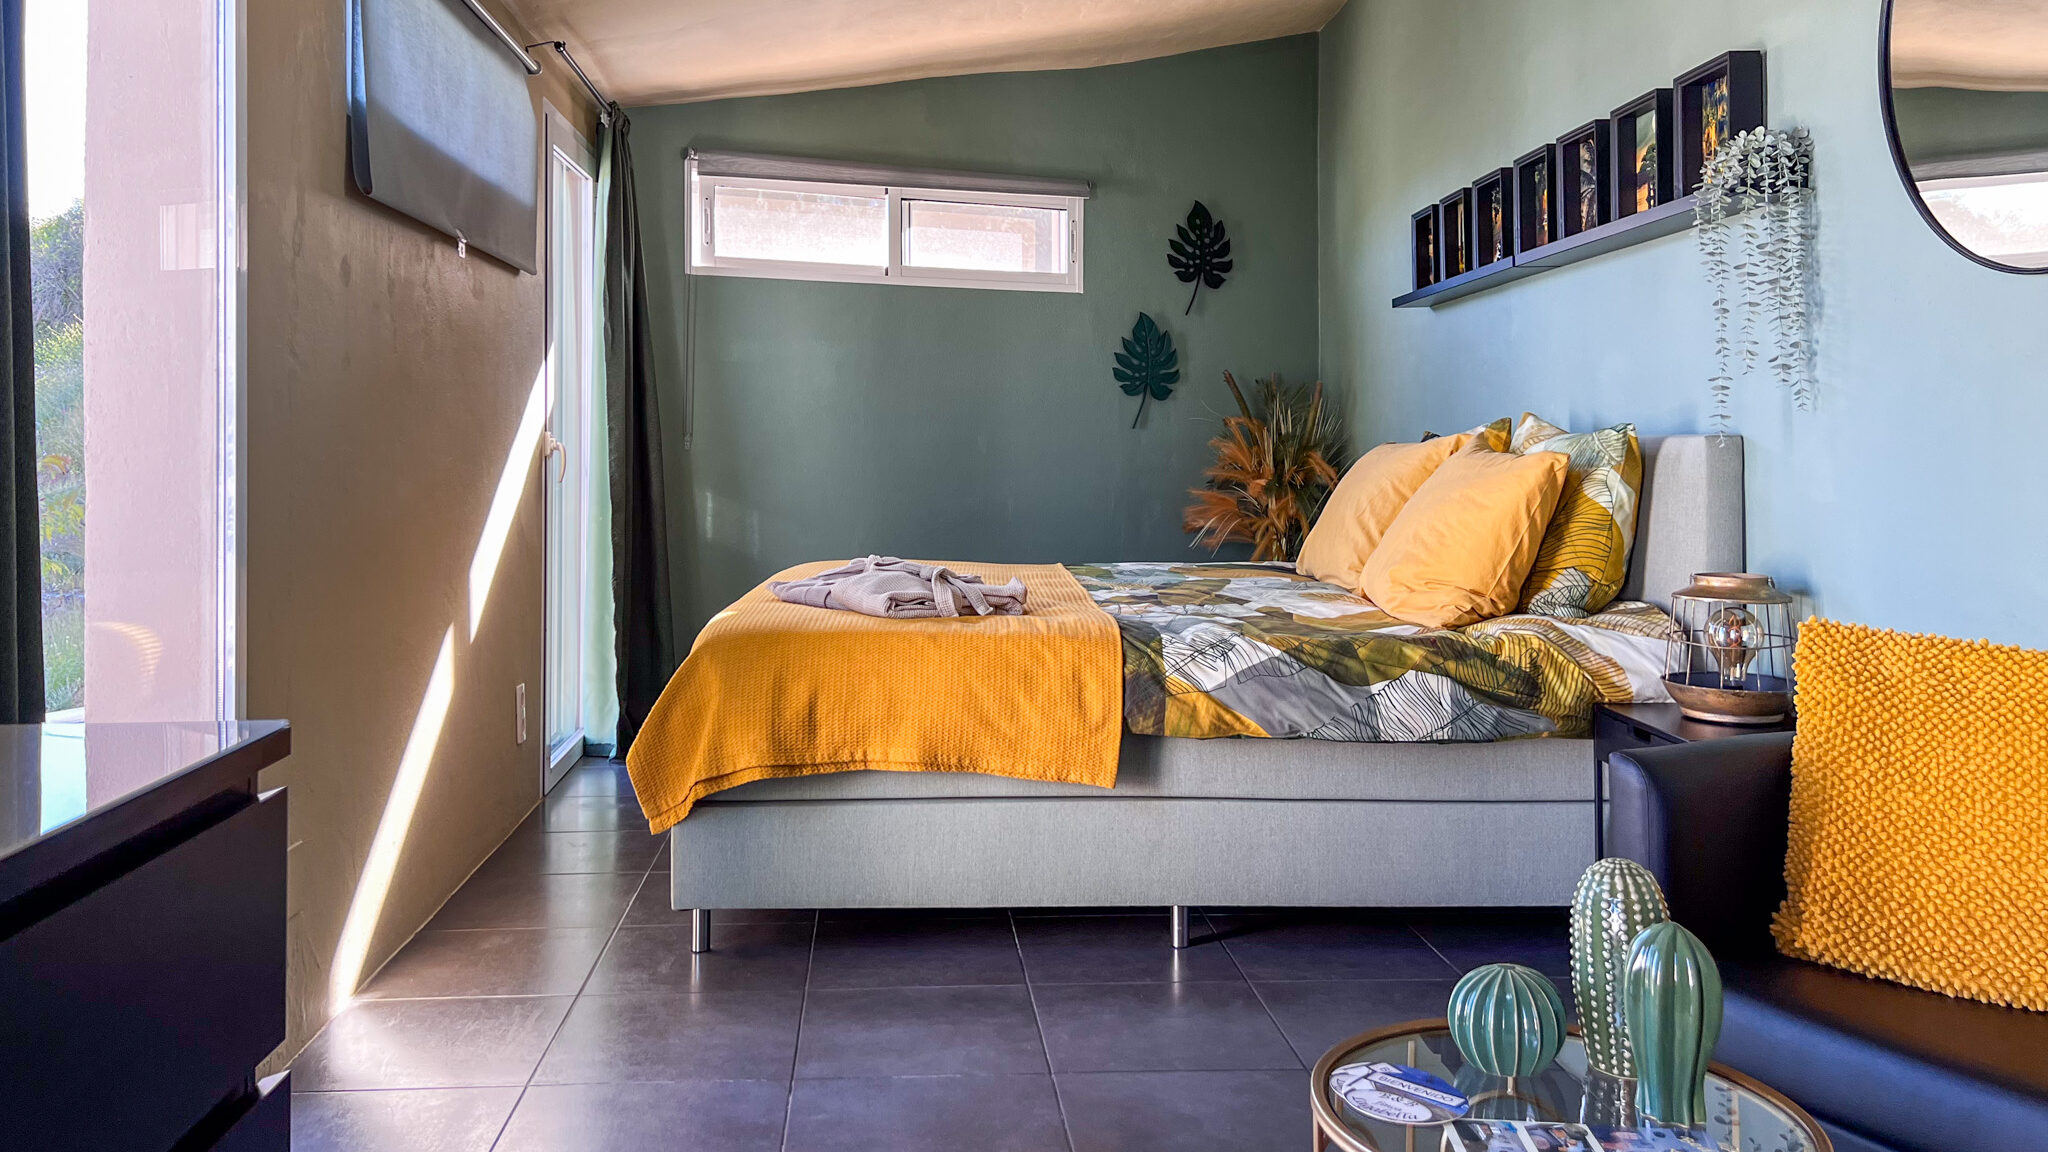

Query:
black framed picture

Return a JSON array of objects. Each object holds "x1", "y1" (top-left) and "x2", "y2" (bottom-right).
[
  {"x1": 1438, "y1": 188, "x2": 1474, "y2": 279},
  {"x1": 1513, "y1": 144, "x2": 1558, "y2": 254},
  {"x1": 1412, "y1": 203, "x2": 1441, "y2": 289},
  {"x1": 1557, "y1": 120, "x2": 1611, "y2": 238},
  {"x1": 1472, "y1": 167, "x2": 1515, "y2": 269},
  {"x1": 1675, "y1": 51, "x2": 1766, "y2": 195},
  {"x1": 1610, "y1": 88, "x2": 1675, "y2": 218}
]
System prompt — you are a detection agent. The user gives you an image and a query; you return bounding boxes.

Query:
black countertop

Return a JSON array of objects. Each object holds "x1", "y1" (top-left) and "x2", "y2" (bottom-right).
[{"x1": 0, "y1": 721, "x2": 289, "y2": 918}]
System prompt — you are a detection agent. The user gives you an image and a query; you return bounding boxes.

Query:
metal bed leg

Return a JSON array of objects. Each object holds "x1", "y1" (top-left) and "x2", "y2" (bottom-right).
[
  {"x1": 690, "y1": 908, "x2": 712, "y2": 954},
  {"x1": 1169, "y1": 905, "x2": 1191, "y2": 949}
]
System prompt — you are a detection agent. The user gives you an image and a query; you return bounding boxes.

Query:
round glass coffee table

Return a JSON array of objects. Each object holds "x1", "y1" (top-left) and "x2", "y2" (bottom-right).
[{"x1": 1310, "y1": 1018, "x2": 1831, "y2": 1152}]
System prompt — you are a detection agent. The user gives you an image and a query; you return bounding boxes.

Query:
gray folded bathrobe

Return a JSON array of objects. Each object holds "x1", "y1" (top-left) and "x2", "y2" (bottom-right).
[{"x1": 768, "y1": 556, "x2": 1028, "y2": 618}]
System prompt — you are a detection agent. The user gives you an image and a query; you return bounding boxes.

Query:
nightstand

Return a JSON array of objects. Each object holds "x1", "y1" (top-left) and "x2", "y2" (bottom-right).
[{"x1": 1592, "y1": 702, "x2": 1795, "y2": 858}]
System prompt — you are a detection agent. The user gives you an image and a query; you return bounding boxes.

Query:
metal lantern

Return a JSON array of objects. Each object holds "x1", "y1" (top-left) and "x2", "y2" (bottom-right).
[{"x1": 1663, "y1": 572, "x2": 1794, "y2": 724}]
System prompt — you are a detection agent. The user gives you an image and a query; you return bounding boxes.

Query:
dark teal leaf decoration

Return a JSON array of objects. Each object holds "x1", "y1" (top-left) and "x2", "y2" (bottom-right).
[
  {"x1": 1113, "y1": 312, "x2": 1180, "y2": 429},
  {"x1": 1167, "y1": 200, "x2": 1232, "y2": 314}
]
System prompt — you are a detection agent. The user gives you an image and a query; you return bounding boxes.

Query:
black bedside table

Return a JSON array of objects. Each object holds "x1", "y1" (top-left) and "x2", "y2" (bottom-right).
[{"x1": 1592, "y1": 702, "x2": 1795, "y2": 857}]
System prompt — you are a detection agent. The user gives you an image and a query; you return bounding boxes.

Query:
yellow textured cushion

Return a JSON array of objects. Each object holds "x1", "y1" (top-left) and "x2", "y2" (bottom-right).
[
  {"x1": 1360, "y1": 441, "x2": 1569, "y2": 629},
  {"x1": 1774, "y1": 619, "x2": 2048, "y2": 1011},
  {"x1": 1298, "y1": 434, "x2": 1469, "y2": 592},
  {"x1": 1511, "y1": 413, "x2": 1643, "y2": 617}
]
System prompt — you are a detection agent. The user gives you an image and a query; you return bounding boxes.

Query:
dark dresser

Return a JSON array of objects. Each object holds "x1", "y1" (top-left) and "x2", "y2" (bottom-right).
[{"x1": 0, "y1": 721, "x2": 291, "y2": 1151}]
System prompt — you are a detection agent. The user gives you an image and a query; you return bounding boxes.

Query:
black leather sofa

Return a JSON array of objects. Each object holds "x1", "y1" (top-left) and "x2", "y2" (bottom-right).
[{"x1": 1609, "y1": 734, "x2": 2048, "y2": 1152}]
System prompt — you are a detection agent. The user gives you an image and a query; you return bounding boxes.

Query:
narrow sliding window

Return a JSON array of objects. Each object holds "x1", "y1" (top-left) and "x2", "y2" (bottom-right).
[
  {"x1": 26, "y1": 0, "x2": 244, "y2": 723},
  {"x1": 686, "y1": 150, "x2": 1089, "y2": 293},
  {"x1": 542, "y1": 107, "x2": 598, "y2": 791}
]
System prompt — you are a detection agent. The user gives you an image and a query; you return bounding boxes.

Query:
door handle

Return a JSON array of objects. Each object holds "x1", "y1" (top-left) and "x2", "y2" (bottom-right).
[{"x1": 542, "y1": 432, "x2": 567, "y2": 482}]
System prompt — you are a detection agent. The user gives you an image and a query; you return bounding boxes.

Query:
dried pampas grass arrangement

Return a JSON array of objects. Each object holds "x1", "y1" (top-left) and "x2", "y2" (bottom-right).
[{"x1": 1183, "y1": 372, "x2": 1345, "y2": 562}]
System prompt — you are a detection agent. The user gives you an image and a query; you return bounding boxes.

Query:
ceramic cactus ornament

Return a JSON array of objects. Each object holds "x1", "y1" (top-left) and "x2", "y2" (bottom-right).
[
  {"x1": 1570, "y1": 858, "x2": 1670, "y2": 1076},
  {"x1": 1624, "y1": 920, "x2": 1725, "y2": 1127},
  {"x1": 1447, "y1": 963, "x2": 1568, "y2": 1079}
]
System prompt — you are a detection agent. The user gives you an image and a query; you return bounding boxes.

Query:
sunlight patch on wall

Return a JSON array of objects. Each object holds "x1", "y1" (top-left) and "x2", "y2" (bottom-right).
[
  {"x1": 469, "y1": 372, "x2": 546, "y2": 638},
  {"x1": 328, "y1": 626, "x2": 457, "y2": 1011}
]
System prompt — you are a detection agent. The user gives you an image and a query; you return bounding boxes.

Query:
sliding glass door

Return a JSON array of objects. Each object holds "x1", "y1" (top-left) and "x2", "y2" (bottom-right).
[{"x1": 542, "y1": 109, "x2": 597, "y2": 791}]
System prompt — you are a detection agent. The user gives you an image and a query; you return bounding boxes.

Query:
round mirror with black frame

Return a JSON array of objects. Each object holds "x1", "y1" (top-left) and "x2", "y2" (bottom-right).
[{"x1": 1881, "y1": 0, "x2": 2048, "y2": 272}]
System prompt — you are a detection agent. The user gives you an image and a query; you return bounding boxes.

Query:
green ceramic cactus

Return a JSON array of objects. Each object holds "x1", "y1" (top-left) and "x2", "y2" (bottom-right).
[
  {"x1": 1570, "y1": 858, "x2": 1670, "y2": 1077},
  {"x1": 1624, "y1": 920, "x2": 1724, "y2": 1127},
  {"x1": 1447, "y1": 962, "x2": 1567, "y2": 1079}
]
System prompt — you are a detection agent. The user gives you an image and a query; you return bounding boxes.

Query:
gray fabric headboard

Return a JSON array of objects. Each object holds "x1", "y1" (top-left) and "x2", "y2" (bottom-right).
[{"x1": 1621, "y1": 435, "x2": 1745, "y2": 609}]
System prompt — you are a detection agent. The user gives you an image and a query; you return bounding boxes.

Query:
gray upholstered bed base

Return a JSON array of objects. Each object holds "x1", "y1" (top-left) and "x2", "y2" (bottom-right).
[{"x1": 670, "y1": 435, "x2": 1744, "y2": 928}]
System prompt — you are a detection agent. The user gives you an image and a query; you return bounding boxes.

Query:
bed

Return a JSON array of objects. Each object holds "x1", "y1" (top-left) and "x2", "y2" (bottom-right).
[{"x1": 653, "y1": 434, "x2": 1743, "y2": 949}]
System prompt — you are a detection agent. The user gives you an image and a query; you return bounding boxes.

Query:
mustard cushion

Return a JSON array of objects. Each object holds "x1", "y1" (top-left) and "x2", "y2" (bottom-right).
[
  {"x1": 1360, "y1": 441, "x2": 1569, "y2": 629},
  {"x1": 1774, "y1": 619, "x2": 2048, "y2": 1011},
  {"x1": 1511, "y1": 413, "x2": 1643, "y2": 618},
  {"x1": 1298, "y1": 434, "x2": 1469, "y2": 592}
]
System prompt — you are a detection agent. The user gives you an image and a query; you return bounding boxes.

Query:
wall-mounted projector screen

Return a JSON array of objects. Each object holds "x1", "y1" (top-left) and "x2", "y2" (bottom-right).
[{"x1": 348, "y1": 0, "x2": 539, "y2": 272}]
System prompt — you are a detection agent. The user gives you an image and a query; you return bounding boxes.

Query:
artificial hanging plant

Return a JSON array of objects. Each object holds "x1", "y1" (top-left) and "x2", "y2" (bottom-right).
[
  {"x1": 1182, "y1": 371, "x2": 1344, "y2": 562},
  {"x1": 1695, "y1": 126, "x2": 1815, "y2": 429}
]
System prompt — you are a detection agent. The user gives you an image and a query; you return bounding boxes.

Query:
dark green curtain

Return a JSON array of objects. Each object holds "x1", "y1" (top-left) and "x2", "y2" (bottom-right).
[
  {"x1": 601, "y1": 109, "x2": 674, "y2": 754},
  {"x1": 0, "y1": 0, "x2": 41, "y2": 725}
]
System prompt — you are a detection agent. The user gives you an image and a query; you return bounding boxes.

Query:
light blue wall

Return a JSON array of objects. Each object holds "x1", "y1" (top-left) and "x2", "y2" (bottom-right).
[
  {"x1": 632, "y1": 38, "x2": 1321, "y2": 630},
  {"x1": 1319, "y1": 0, "x2": 2048, "y2": 645}
]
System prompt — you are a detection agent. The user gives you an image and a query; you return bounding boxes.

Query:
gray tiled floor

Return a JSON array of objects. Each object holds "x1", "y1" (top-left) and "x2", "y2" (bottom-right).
[{"x1": 291, "y1": 757, "x2": 1574, "y2": 1151}]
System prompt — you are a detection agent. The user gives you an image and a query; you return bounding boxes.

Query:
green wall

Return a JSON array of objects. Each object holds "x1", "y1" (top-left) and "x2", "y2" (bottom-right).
[
  {"x1": 632, "y1": 37, "x2": 1321, "y2": 630},
  {"x1": 1319, "y1": 0, "x2": 2048, "y2": 646}
]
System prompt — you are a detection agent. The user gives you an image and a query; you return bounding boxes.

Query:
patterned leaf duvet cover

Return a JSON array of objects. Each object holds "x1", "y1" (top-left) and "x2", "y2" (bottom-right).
[{"x1": 1067, "y1": 562, "x2": 1672, "y2": 742}]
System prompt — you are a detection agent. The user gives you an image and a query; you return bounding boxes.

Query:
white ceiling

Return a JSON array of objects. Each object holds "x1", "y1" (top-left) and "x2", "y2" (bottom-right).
[
  {"x1": 1892, "y1": 0, "x2": 2048, "y2": 89},
  {"x1": 500, "y1": 0, "x2": 1347, "y2": 107}
]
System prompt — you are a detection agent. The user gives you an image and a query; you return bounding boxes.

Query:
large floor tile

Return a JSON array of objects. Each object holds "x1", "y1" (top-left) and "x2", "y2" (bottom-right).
[
  {"x1": 1032, "y1": 981, "x2": 1300, "y2": 1073},
  {"x1": 549, "y1": 758, "x2": 635, "y2": 798},
  {"x1": 1252, "y1": 978, "x2": 1458, "y2": 1064},
  {"x1": 290, "y1": 997, "x2": 571, "y2": 1091},
  {"x1": 1211, "y1": 915, "x2": 1458, "y2": 982},
  {"x1": 290, "y1": 1088, "x2": 520, "y2": 1152},
  {"x1": 495, "y1": 1079, "x2": 789, "y2": 1152},
  {"x1": 1057, "y1": 1069, "x2": 1311, "y2": 1152},
  {"x1": 808, "y1": 916, "x2": 1025, "y2": 989},
  {"x1": 785, "y1": 1075, "x2": 1068, "y2": 1152},
  {"x1": 1016, "y1": 914, "x2": 1240, "y2": 985},
  {"x1": 541, "y1": 792, "x2": 651, "y2": 832},
  {"x1": 819, "y1": 907, "x2": 1009, "y2": 921},
  {"x1": 796, "y1": 985, "x2": 1048, "y2": 1078},
  {"x1": 532, "y1": 990, "x2": 804, "y2": 1083},
  {"x1": 621, "y1": 876, "x2": 815, "y2": 927},
  {"x1": 427, "y1": 870, "x2": 643, "y2": 930},
  {"x1": 585, "y1": 923, "x2": 813, "y2": 994},
  {"x1": 358, "y1": 927, "x2": 612, "y2": 999},
  {"x1": 479, "y1": 825, "x2": 664, "y2": 876},
  {"x1": 1408, "y1": 909, "x2": 1573, "y2": 978}
]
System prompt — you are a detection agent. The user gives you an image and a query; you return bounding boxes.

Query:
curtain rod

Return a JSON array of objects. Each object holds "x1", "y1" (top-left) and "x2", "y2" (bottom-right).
[
  {"x1": 459, "y1": 0, "x2": 542, "y2": 75},
  {"x1": 526, "y1": 40, "x2": 615, "y2": 122}
]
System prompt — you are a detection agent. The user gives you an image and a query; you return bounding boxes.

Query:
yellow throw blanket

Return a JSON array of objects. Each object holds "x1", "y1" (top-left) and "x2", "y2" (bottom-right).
[{"x1": 626, "y1": 561, "x2": 1123, "y2": 833}]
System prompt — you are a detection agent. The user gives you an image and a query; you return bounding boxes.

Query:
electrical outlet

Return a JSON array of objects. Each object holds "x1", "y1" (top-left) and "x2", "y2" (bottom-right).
[{"x1": 516, "y1": 683, "x2": 528, "y2": 744}]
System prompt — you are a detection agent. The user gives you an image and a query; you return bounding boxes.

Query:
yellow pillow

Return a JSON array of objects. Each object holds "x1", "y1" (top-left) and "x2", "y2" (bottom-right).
[
  {"x1": 1774, "y1": 619, "x2": 2048, "y2": 1011},
  {"x1": 1298, "y1": 434, "x2": 1470, "y2": 591},
  {"x1": 1510, "y1": 413, "x2": 1643, "y2": 617},
  {"x1": 1360, "y1": 441, "x2": 1569, "y2": 629}
]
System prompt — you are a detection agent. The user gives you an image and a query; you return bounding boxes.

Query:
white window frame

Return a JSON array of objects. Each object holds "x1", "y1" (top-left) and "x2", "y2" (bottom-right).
[{"x1": 686, "y1": 157, "x2": 1085, "y2": 294}]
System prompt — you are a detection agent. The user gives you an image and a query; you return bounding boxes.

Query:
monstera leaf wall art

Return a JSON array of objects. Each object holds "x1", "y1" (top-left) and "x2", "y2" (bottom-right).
[
  {"x1": 1113, "y1": 312, "x2": 1180, "y2": 429},
  {"x1": 1168, "y1": 201, "x2": 1232, "y2": 313}
]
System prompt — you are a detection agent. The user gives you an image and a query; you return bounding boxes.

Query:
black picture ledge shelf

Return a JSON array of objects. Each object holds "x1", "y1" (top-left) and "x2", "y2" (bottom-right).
[{"x1": 1393, "y1": 194, "x2": 1698, "y2": 308}]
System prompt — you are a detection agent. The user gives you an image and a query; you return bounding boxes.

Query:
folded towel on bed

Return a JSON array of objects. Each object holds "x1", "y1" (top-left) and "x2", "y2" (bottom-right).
[{"x1": 769, "y1": 555, "x2": 1028, "y2": 618}]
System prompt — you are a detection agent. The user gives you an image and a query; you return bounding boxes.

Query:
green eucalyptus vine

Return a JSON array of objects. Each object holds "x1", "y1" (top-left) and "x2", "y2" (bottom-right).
[{"x1": 1695, "y1": 127, "x2": 1815, "y2": 430}]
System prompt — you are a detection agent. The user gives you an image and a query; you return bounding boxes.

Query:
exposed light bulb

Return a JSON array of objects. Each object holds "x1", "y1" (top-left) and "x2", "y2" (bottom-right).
[{"x1": 1703, "y1": 606, "x2": 1760, "y2": 688}]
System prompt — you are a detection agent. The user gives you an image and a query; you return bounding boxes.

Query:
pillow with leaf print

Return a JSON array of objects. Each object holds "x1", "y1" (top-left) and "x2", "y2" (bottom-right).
[{"x1": 1510, "y1": 413, "x2": 1643, "y2": 617}]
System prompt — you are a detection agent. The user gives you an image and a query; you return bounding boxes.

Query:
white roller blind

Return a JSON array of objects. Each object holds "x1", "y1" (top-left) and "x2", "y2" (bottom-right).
[{"x1": 688, "y1": 149, "x2": 1093, "y2": 200}]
